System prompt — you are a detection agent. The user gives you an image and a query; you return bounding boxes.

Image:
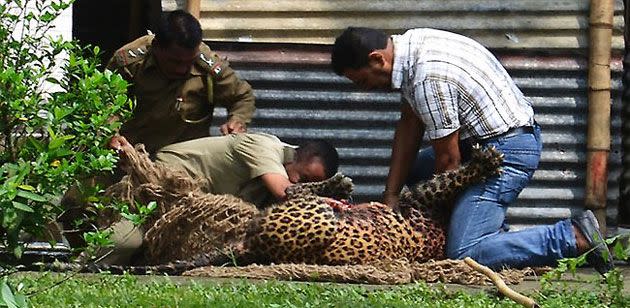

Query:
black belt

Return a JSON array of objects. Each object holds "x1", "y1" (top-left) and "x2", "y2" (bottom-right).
[{"x1": 467, "y1": 126, "x2": 534, "y2": 144}]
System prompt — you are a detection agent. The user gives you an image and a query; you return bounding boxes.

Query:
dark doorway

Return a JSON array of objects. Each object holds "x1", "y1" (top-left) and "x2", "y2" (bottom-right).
[{"x1": 72, "y1": 0, "x2": 161, "y2": 68}]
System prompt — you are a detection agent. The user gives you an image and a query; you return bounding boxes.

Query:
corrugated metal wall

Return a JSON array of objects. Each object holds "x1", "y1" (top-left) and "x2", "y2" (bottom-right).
[
  {"x1": 163, "y1": 0, "x2": 625, "y2": 230},
  {"x1": 163, "y1": 0, "x2": 625, "y2": 49}
]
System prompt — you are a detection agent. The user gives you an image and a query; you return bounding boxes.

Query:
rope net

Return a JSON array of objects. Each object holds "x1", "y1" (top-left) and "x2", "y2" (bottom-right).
[
  {"x1": 104, "y1": 144, "x2": 257, "y2": 263},
  {"x1": 104, "y1": 144, "x2": 541, "y2": 284}
]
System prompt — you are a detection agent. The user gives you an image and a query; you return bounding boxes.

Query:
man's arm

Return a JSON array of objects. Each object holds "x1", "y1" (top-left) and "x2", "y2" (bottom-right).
[
  {"x1": 430, "y1": 130, "x2": 461, "y2": 173},
  {"x1": 201, "y1": 45, "x2": 255, "y2": 134},
  {"x1": 215, "y1": 63, "x2": 255, "y2": 134},
  {"x1": 233, "y1": 134, "x2": 292, "y2": 200},
  {"x1": 383, "y1": 103, "x2": 425, "y2": 208},
  {"x1": 105, "y1": 42, "x2": 142, "y2": 147},
  {"x1": 260, "y1": 173, "x2": 293, "y2": 200}
]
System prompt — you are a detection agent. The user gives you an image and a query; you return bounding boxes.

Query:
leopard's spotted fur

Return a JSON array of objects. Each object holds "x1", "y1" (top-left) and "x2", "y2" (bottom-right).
[{"x1": 241, "y1": 144, "x2": 503, "y2": 265}]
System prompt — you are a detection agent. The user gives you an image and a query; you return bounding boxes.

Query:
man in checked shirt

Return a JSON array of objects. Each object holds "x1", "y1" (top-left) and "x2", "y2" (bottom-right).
[{"x1": 331, "y1": 27, "x2": 613, "y2": 275}]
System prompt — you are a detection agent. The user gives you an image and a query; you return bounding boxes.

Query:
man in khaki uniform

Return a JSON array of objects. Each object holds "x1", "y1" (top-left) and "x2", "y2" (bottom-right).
[
  {"x1": 104, "y1": 133, "x2": 339, "y2": 264},
  {"x1": 155, "y1": 133, "x2": 340, "y2": 207},
  {"x1": 107, "y1": 9, "x2": 255, "y2": 154},
  {"x1": 59, "y1": 10, "x2": 254, "y2": 253}
]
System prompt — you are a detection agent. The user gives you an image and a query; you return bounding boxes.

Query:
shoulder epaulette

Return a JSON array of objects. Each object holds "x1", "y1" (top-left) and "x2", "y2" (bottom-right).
[
  {"x1": 197, "y1": 52, "x2": 224, "y2": 78},
  {"x1": 112, "y1": 46, "x2": 148, "y2": 68}
]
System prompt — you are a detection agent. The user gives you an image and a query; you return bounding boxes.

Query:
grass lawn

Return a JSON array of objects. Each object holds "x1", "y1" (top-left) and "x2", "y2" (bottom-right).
[{"x1": 7, "y1": 272, "x2": 627, "y2": 307}]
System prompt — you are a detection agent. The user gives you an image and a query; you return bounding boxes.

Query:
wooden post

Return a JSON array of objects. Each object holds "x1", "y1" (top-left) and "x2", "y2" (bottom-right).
[
  {"x1": 620, "y1": 0, "x2": 630, "y2": 226},
  {"x1": 585, "y1": 0, "x2": 615, "y2": 234},
  {"x1": 186, "y1": 0, "x2": 201, "y2": 19}
]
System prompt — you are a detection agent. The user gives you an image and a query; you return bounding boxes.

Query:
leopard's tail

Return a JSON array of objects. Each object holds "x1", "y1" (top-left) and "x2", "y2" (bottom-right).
[
  {"x1": 24, "y1": 252, "x2": 229, "y2": 275},
  {"x1": 407, "y1": 145, "x2": 503, "y2": 206}
]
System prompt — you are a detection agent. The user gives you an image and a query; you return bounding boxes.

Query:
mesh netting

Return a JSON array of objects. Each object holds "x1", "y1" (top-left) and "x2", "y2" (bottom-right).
[
  {"x1": 104, "y1": 144, "x2": 542, "y2": 285},
  {"x1": 184, "y1": 259, "x2": 542, "y2": 285},
  {"x1": 104, "y1": 143, "x2": 258, "y2": 263},
  {"x1": 143, "y1": 193, "x2": 257, "y2": 263}
]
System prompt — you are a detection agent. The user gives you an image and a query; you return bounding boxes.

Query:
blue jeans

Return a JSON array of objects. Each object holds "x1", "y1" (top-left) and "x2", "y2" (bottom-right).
[{"x1": 406, "y1": 124, "x2": 578, "y2": 269}]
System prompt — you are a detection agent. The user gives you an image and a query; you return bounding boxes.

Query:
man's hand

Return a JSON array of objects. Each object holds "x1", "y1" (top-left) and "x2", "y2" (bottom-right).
[
  {"x1": 260, "y1": 173, "x2": 293, "y2": 201},
  {"x1": 108, "y1": 135, "x2": 133, "y2": 169},
  {"x1": 108, "y1": 135, "x2": 133, "y2": 158},
  {"x1": 382, "y1": 190, "x2": 400, "y2": 212},
  {"x1": 219, "y1": 119, "x2": 247, "y2": 135},
  {"x1": 108, "y1": 135, "x2": 131, "y2": 152}
]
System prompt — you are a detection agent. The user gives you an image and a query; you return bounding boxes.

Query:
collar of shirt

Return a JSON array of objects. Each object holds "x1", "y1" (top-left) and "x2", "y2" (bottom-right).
[
  {"x1": 144, "y1": 46, "x2": 205, "y2": 77},
  {"x1": 189, "y1": 59, "x2": 206, "y2": 77},
  {"x1": 281, "y1": 143, "x2": 297, "y2": 164},
  {"x1": 390, "y1": 33, "x2": 410, "y2": 90},
  {"x1": 144, "y1": 49, "x2": 158, "y2": 70}
]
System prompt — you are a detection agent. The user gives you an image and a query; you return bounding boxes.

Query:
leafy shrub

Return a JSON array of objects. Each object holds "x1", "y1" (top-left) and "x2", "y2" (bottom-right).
[{"x1": 0, "y1": 0, "x2": 133, "y2": 258}]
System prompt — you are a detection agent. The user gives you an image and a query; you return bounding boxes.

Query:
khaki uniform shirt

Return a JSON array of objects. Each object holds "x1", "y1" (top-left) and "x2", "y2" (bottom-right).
[
  {"x1": 154, "y1": 133, "x2": 296, "y2": 206},
  {"x1": 107, "y1": 35, "x2": 256, "y2": 154}
]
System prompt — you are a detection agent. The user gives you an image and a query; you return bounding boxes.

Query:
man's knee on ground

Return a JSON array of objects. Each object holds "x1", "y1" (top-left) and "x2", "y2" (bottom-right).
[
  {"x1": 446, "y1": 242, "x2": 475, "y2": 260},
  {"x1": 58, "y1": 173, "x2": 122, "y2": 247},
  {"x1": 95, "y1": 219, "x2": 144, "y2": 265}
]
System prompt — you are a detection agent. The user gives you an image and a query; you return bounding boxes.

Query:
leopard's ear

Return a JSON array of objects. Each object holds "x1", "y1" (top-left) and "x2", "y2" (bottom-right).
[{"x1": 324, "y1": 173, "x2": 354, "y2": 200}]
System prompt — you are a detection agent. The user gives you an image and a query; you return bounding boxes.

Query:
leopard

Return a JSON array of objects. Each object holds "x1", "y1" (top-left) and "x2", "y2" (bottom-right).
[
  {"x1": 238, "y1": 144, "x2": 503, "y2": 265},
  {"x1": 36, "y1": 144, "x2": 503, "y2": 274}
]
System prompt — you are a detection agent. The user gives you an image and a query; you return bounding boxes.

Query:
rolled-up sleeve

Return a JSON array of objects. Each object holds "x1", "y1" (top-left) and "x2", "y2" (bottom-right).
[
  {"x1": 233, "y1": 134, "x2": 286, "y2": 179},
  {"x1": 412, "y1": 78, "x2": 460, "y2": 140}
]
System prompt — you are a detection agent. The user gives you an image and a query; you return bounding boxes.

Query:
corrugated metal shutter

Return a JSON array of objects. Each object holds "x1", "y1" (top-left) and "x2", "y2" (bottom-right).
[
  {"x1": 163, "y1": 0, "x2": 624, "y2": 49},
  {"x1": 163, "y1": 0, "x2": 625, "y2": 230}
]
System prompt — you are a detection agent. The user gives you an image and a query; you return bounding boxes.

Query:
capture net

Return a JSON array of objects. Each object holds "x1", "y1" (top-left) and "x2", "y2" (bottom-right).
[
  {"x1": 104, "y1": 144, "x2": 541, "y2": 284},
  {"x1": 104, "y1": 143, "x2": 258, "y2": 264}
]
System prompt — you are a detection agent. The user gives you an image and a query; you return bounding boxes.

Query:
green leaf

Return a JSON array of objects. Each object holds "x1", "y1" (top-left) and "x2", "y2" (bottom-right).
[
  {"x1": 50, "y1": 148, "x2": 74, "y2": 158},
  {"x1": 17, "y1": 184, "x2": 35, "y2": 191},
  {"x1": 46, "y1": 126, "x2": 56, "y2": 140},
  {"x1": 41, "y1": 11, "x2": 55, "y2": 22},
  {"x1": 13, "y1": 293, "x2": 26, "y2": 308},
  {"x1": 13, "y1": 245, "x2": 23, "y2": 260},
  {"x1": 147, "y1": 201, "x2": 157, "y2": 211},
  {"x1": 83, "y1": 230, "x2": 114, "y2": 247},
  {"x1": 48, "y1": 134, "x2": 75, "y2": 150},
  {"x1": 53, "y1": 106, "x2": 73, "y2": 120},
  {"x1": 612, "y1": 240, "x2": 627, "y2": 261},
  {"x1": 27, "y1": 137, "x2": 45, "y2": 152},
  {"x1": 16, "y1": 189, "x2": 47, "y2": 202},
  {"x1": 1, "y1": 279, "x2": 18, "y2": 308},
  {"x1": 12, "y1": 201, "x2": 34, "y2": 213},
  {"x1": 120, "y1": 212, "x2": 140, "y2": 224}
]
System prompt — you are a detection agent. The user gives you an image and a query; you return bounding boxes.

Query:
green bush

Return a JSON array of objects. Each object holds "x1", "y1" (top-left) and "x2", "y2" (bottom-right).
[{"x1": 0, "y1": 0, "x2": 133, "y2": 258}]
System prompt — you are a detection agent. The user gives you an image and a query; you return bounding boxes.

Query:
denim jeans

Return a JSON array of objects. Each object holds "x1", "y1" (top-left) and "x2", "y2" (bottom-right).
[{"x1": 406, "y1": 124, "x2": 578, "y2": 269}]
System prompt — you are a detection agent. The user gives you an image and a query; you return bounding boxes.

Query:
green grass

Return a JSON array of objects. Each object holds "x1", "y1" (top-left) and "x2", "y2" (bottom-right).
[{"x1": 6, "y1": 272, "x2": 628, "y2": 307}]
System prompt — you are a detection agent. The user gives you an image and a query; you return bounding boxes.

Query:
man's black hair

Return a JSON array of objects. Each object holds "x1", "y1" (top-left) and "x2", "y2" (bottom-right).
[
  {"x1": 154, "y1": 10, "x2": 202, "y2": 49},
  {"x1": 296, "y1": 140, "x2": 339, "y2": 178},
  {"x1": 331, "y1": 27, "x2": 389, "y2": 76}
]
